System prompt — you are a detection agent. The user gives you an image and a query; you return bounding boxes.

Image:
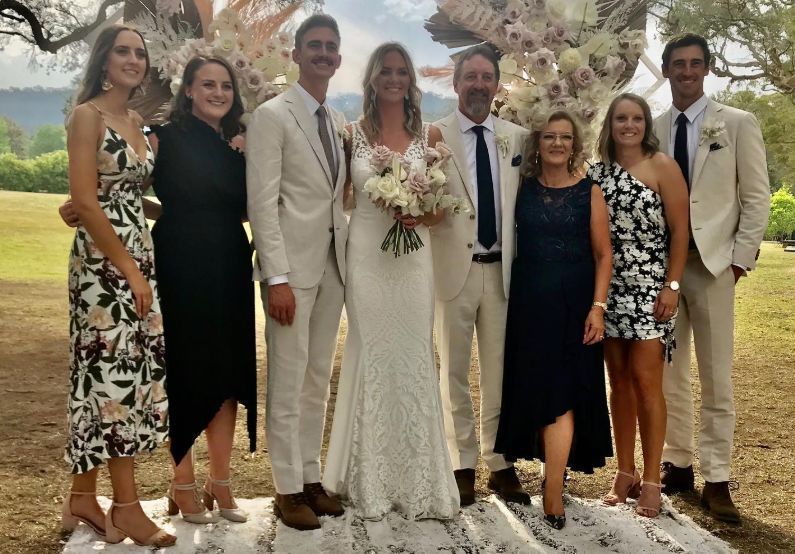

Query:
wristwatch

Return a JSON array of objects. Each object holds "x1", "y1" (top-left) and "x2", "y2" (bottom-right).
[{"x1": 664, "y1": 280, "x2": 680, "y2": 292}]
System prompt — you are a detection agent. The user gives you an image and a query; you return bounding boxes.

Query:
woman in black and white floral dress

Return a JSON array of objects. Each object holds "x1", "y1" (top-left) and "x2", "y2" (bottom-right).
[
  {"x1": 588, "y1": 93, "x2": 689, "y2": 519},
  {"x1": 62, "y1": 25, "x2": 174, "y2": 548}
]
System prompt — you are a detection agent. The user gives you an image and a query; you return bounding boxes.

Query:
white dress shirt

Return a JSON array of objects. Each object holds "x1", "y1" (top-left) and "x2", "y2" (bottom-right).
[
  {"x1": 456, "y1": 109, "x2": 502, "y2": 254},
  {"x1": 668, "y1": 94, "x2": 708, "y2": 182},
  {"x1": 267, "y1": 83, "x2": 339, "y2": 286}
]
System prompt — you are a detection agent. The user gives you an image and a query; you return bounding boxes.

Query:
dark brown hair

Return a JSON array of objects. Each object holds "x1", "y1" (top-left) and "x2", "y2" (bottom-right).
[
  {"x1": 453, "y1": 44, "x2": 500, "y2": 84},
  {"x1": 169, "y1": 56, "x2": 245, "y2": 139},
  {"x1": 521, "y1": 110, "x2": 586, "y2": 177},
  {"x1": 295, "y1": 13, "x2": 340, "y2": 48},
  {"x1": 662, "y1": 33, "x2": 711, "y2": 69},
  {"x1": 597, "y1": 93, "x2": 659, "y2": 164},
  {"x1": 75, "y1": 25, "x2": 150, "y2": 105}
]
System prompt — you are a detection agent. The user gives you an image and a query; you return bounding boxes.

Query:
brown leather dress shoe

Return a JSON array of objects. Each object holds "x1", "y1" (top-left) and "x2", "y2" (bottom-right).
[
  {"x1": 660, "y1": 462, "x2": 695, "y2": 494},
  {"x1": 303, "y1": 482, "x2": 344, "y2": 517},
  {"x1": 454, "y1": 469, "x2": 476, "y2": 506},
  {"x1": 274, "y1": 492, "x2": 321, "y2": 530},
  {"x1": 487, "y1": 467, "x2": 530, "y2": 505},
  {"x1": 702, "y1": 481, "x2": 741, "y2": 524}
]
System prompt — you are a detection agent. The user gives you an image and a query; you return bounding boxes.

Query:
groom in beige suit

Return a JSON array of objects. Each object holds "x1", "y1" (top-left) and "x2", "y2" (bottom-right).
[
  {"x1": 431, "y1": 45, "x2": 530, "y2": 506},
  {"x1": 654, "y1": 34, "x2": 770, "y2": 523},
  {"x1": 246, "y1": 14, "x2": 347, "y2": 530}
]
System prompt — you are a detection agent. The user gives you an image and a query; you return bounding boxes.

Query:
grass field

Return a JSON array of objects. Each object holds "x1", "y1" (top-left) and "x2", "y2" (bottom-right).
[{"x1": 0, "y1": 190, "x2": 793, "y2": 552}]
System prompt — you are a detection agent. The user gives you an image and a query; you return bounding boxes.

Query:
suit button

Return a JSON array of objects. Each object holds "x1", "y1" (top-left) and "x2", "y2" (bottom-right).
[
  {"x1": 469, "y1": 214, "x2": 476, "y2": 220},
  {"x1": 467, "y1": 242, "x2": 473, "y2": 248},
  {"x1": 328, "y1": 226, "x2": 334, "y2": 232},
  {"x1": 277, "y1": 197, "x2": 284, "y2": 205}
]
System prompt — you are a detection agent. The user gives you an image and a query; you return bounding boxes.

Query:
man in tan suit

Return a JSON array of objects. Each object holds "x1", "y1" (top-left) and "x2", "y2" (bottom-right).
[
  {"x1": 246, "y1": 14, "x2": 348, "y2": 530},
  {"x1": 653, "y1": 33, "x2": 770, "y2": 523},
  {"x1": 431, "y1": 45, "x2": 530, "y2": 505}
]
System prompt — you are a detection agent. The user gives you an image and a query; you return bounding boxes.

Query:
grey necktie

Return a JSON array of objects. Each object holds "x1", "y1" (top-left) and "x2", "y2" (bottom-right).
[{"x1": 316, "y1": 106, "x2": 338, "y2": 182}]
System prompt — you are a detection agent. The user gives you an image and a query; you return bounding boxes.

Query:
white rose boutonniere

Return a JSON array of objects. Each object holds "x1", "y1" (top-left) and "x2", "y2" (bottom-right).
[
  {"x1": 700, "y1": 117, "x2": 726, "y2": 143},
  {"x1": 495, "y1": 134, "x2": 510, "y2": 158}
]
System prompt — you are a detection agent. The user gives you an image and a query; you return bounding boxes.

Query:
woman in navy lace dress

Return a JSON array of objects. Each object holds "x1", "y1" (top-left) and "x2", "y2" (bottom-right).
[
  {"x1": 495, "y1": 111, "x2": 613, "y2": 530},
  {"x1": 588, "y1": 93, "x2": 688, "y2": 518}
]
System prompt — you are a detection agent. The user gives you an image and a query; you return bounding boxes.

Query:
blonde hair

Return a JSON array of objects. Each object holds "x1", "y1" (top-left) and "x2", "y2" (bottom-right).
[
  {"x1": 360, "y1": 42, "x2": 423, "y2": 142},
  {"x1": 521, "y1": 111, "x2": 586, "y2": 176}
]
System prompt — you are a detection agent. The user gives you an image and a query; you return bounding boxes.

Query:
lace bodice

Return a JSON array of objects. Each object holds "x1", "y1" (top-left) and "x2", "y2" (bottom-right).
[
  {"x1": 349, "y1": 121, "x2": 429, "y2": 194},
  {"x1": 515, "y1": 177, "x2": 593, "y2": 263}
]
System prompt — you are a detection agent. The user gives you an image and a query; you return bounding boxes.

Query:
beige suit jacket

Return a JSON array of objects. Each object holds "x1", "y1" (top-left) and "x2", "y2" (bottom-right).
[
  {"x1": 246, "y1": 85, "x2": 348, "y2": 289},
  {"x1": 654, "y1": 100, "x2": 770, "y2": 276},
  {"x1": 430, "y1": 112, "x2": 529, "y2": 301}
]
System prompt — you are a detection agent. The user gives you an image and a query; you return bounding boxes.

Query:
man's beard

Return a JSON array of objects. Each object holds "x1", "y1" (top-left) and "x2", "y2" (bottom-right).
[{"x1": 465, "y1": 95, "x2": 492, "y2": 118}]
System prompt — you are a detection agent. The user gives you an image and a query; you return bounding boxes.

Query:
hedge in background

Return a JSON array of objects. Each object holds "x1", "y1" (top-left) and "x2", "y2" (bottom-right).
[{"x1": 0, "y1": 151, "x2": 68, "y2": 193}]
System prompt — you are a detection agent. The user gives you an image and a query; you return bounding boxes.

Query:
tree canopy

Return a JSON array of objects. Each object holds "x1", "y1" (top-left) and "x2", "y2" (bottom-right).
[
  {"x1": 652, "y1": 0, "x2": 795, "y2": 95},
  {"x1": 714, "y1": 88, "x2": 795, "y2": 192}
]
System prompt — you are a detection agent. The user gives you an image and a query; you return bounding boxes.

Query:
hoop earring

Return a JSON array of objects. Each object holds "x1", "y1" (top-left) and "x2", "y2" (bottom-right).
[{"x1": 101, "y1": 70, "x2": 113, "y2": 92}]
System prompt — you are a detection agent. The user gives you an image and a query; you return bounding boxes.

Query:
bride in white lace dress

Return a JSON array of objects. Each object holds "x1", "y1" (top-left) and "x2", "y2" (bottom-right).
[{"x1": 322, "y1": 43, "x2": 460, "y2": 520}]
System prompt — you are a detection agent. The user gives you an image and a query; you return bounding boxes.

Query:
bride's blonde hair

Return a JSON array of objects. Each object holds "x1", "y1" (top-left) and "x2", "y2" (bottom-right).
[{"x1": 360, "y1": 42, "x2": 423, "y2": 143}]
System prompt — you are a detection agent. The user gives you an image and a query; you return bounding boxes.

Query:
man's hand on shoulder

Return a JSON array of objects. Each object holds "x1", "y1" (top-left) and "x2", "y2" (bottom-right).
[{"x1": 268, "y1": 282, "x2": 296, "y2": 325}]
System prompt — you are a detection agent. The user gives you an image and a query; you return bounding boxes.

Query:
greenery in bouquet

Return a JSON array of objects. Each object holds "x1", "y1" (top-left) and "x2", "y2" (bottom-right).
[
  {"x1": 363, "y1": 142, "x2": 469, "y2": 257},
  {"x1": 133, "y1": 5, "x2": 299, "y2": 125},
  {"x1": 433, "y1": 0, "x2": 647, "y2": 145}
]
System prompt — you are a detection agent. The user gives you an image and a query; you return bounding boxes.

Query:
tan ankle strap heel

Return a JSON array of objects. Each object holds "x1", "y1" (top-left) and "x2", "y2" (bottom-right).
[{"x1": 203, "y1": 477, "x2": 248, "y2": 523}]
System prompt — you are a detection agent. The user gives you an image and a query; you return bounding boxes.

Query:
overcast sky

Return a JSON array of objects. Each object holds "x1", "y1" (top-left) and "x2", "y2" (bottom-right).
[{"x1": 1, "y1": 0, "x2": 731, "y2": 113}]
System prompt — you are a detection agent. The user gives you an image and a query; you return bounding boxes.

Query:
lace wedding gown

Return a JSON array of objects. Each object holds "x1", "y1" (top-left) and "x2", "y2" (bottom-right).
[{"x1": 322, "y1": 122, "x2": 460, "y2": 520}]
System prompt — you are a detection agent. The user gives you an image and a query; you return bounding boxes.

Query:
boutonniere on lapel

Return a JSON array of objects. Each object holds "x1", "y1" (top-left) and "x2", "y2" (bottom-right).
[
  {"x1": 495, "y1": 134, "x2": 510, "y2": 158},
  {"x1": 700, "y1": 117, "x2": 726, "y2": 145}
]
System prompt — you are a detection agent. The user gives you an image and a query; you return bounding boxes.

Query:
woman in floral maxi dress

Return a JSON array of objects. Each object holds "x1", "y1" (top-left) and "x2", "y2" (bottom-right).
[{"x1": 61, "y1": 25, "x2": 174, "y2": 548}]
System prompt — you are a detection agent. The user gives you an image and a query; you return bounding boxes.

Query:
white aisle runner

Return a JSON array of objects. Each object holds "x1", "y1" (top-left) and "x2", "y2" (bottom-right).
[{"x1": 63, "y1": 494, "x2": 735, "y2": 553}]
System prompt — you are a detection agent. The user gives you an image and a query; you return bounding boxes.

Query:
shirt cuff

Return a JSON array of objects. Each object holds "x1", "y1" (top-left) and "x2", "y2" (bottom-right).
[{"x1": 267, "y1": 274, "x2": 289, "y2": 286}]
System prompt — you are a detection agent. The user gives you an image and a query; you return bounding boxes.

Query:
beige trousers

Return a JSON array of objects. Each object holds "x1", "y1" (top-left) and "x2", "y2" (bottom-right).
[
  {"x1": 663, "y1": 251, "x2": 736, "y2": 483},
  {"x1": 436, "y1": 261, "x2": 511, "y2": 472},
  {"x1": 262, "y1": 247, "x2": 344, "y2": 494}
]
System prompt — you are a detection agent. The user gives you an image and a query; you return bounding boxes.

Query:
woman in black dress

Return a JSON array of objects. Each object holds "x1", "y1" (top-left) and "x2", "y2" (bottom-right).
[
  {"x1": 149, "y1": 56, "x2": 256, "y2": 524},
  {"x1": 589, "y1": 93, "x2": 688, "y2": 518},
  {"x1": 494, "y1": 111, "x2": 613, "y2": 530}
]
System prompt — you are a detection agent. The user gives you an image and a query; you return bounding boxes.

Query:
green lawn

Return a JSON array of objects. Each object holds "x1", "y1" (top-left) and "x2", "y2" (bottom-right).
[{"x1": 0, "y1": 190, "x2": 72, "y2": 283}]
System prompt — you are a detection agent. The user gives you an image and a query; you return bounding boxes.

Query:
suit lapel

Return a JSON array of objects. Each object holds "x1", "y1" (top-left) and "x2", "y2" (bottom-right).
[
  {"x1": 493, "y1": 118, "x2": 512, "y2": 215},
  {"x1": 440, "y1": 113, "x2": 475, "y2": 205},
  {"x1": 690, "y1": 100, "x2": 720, "y2": 189},
  {"x1": 284, "y1": 86, "x2": 334, "y2": 189},
  {"x1": 656, "y1": 109, "x2": 672, "y2": 153}
]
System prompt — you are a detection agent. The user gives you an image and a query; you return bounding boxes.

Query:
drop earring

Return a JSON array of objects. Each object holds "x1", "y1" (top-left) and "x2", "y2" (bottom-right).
[{"x1": 101, "y1": 70, "x2": 113, "y2": 92}]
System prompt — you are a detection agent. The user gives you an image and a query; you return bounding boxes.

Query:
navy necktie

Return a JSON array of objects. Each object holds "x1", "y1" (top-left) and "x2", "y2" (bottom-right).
[
  {"x1": 472, "y1": 125, "x2": 497, "y2": 250},
  {"x1": 674, "y1": 112, "x2": 690, "y2": 190}
]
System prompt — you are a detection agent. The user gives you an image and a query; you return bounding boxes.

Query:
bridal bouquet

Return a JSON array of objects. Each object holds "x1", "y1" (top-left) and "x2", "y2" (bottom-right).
[{"x1": 363, "y1": 143, "x2": 469, "y2": 257}]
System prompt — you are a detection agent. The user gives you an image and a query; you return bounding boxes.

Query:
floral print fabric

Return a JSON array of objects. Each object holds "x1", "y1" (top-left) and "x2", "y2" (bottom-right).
[
  {"x1": 65, "y1": 126, "x2": 169, "y2": 474},
  {"x1": 587, "y1": 162, "x2": 676, "y2": 360}
]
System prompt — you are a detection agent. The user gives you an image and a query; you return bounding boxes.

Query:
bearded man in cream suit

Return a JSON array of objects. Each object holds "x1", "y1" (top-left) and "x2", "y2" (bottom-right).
[
  {"x1": 431, "y1": 45, "x2": 530, "y2": 506},
  {"x1": 246, "y1": 14, "x2": 347, "y2": 531},
  {"x1": 653, "y1": 33, "x2": 770, "y2": 524}
]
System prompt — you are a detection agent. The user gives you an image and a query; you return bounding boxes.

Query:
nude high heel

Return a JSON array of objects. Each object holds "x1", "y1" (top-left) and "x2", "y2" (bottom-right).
[
  {"x1": 61, "y1": 490, "x2": 105, "y2": 537},
  {"x1": 603, "y1": 468, "x2": 642, "y2": 506},
  {"x1": 105, "y1": 499, "x2": 177, "y2": 547},
  {"x1": 203, "y1": 477, "x2": 248, "y2": 523},
  {"x1": 167, "y1": 481, "x2": 220, "y2": 524},
  {"x1": 636, "y1": 481, "x2": 663, "y2": 518}
]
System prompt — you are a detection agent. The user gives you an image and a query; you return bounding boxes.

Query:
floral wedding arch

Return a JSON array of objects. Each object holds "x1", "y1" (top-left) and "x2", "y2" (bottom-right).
[{"x1": 424, "y1": 0, "x2": 653, "y2": 145}]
